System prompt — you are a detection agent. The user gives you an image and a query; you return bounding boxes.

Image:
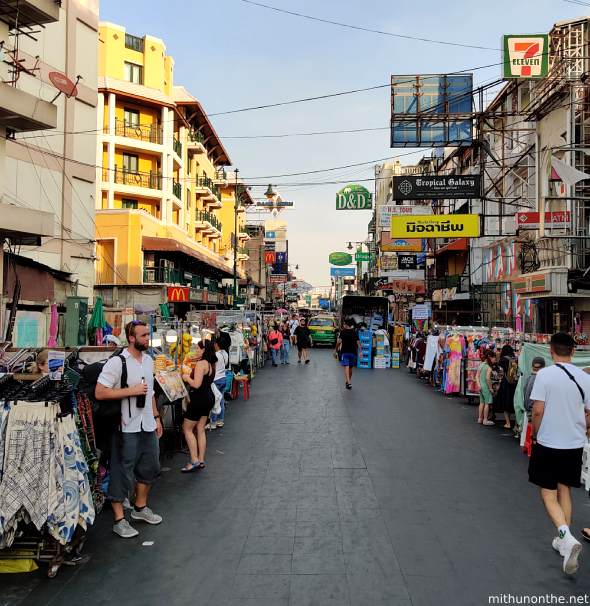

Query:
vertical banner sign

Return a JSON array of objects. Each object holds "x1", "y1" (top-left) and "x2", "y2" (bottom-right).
[
  {"x1": 503, "y1": 35, "x2": 549, "y2": 79},
  {"x1": 336, "y1": 184, "x2": 373, "y2": 210}
]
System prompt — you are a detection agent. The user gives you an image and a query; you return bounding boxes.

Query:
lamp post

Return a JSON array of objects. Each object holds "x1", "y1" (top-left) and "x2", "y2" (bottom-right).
[{"x1": 233, "y1": 168, "x2": 239, "y2": 310}]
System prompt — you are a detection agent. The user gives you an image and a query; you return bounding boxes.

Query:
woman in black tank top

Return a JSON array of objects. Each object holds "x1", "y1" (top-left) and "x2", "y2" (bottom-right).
[{"x1": 181, "y1": 340, "x2": 217, "y2": 472}]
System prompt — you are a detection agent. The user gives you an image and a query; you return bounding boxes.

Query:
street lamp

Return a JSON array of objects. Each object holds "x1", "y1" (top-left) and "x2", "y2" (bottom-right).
[{"x1": 347, "y1": 242, "x2": 353, "y2": 250}]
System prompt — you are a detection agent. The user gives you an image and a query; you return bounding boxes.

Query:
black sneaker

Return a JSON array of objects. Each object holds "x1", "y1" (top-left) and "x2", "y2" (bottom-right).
[
  {"x1": 346, "y1": 383, "x2": 352, "y2": 390},
  {"x1": 305, "y1": 360, "x2": 310, "y2": 364}
]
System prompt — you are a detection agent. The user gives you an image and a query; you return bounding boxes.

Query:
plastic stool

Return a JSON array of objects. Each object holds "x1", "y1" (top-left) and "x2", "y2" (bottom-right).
[
  {"x1": 233, "y1": 376, "x2": 250, "y2": 400},
  {"x1": 523, "y1": 423, "x2": 533, "y2": 457}
]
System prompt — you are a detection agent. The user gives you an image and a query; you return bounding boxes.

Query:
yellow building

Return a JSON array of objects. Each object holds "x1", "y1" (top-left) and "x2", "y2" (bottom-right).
[{"x1": 95, "y1": 22, "x2": 252, "y2": 312}]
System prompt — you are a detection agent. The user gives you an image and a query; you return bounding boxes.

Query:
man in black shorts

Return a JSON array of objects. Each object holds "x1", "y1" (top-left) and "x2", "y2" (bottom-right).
[
  {"x1": 529, "y1": 332, "x2": 590, "y2": 574},
  {"x1": 334, "y1": 317, "x2": 362, "y2": 389},
  {"x1": 294, "y1": 318, "x2": 312, "y2": 364}
]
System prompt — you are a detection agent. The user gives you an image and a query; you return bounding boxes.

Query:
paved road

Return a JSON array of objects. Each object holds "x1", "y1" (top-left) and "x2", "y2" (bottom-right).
[{"x1": 5, "y1": 349, "x2": 590, "y2": 605}]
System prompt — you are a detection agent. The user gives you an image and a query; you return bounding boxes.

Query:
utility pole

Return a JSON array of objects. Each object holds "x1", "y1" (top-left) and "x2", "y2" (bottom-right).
[{"x1": 233, "y1": 168, "x2": 239, "y2": 310}]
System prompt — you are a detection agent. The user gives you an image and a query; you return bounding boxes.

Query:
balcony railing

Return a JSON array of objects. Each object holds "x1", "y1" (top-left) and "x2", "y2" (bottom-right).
[
  {"x1": 125, "y1": 34, "x2": 143, "y2": 52},
  {"x1": 188, "y1": 129, "x2": 205, "y2": 145},
  {"x1": 114, "y1": 118, "x2": 162, "y2": 144},
  {"x1": 215, "y1": 169, "x2": 227, "y2": 181},
  {"x1": 173, "y1": 135, "x2": 182, "y2": 158},
  {"x1": 143, "y1": 265, "x2": 203, "y2": 287},
  {"x1": 113, "y1": 166, "x2": 162, "y2": 190},
  {"x1": 195, "y1": 175, "x2": 221, "y2": 201},
  {"x1": 196, "y1": 210, "x2": 222, "y2": 232},
  {"x1": 239, "y1": 226, "x2": 250, "y2": 236},
  {"x1": 172, "y1": 180, "x2": 182, "y2": 200},
  {"x1": 237, "y1": 246, "x2": 249, "y2": 256}
]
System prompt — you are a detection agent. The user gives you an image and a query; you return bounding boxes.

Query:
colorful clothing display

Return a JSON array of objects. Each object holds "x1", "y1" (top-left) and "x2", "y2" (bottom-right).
[{"x1": 445, "y1": 334, "x2": 465, "y2": 394}]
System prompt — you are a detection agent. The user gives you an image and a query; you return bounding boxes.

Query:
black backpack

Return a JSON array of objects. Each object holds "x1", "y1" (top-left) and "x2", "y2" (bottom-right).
[{"x1": 79, "y1": 355, "x2": 127, "y2": 447}]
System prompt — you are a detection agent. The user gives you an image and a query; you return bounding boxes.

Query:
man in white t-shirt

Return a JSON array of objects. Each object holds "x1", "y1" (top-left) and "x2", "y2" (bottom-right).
[
  {"x1": 529, "y1": 332, "x2": 590, "y2": 575},
  {"x1": 289, "y1": 314, "x2": 300, "y2": 345}
]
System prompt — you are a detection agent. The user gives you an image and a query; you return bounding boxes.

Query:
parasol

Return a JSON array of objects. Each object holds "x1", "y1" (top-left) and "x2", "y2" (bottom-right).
[
  {"x1": 275, "y1": 308, "x2": 287, "y2": 313},
  {"x1": 88, "y1": 296, "x2": 106, "y2": 346},
  {"x1": 47, "y1": 303, "x2": 58, "y2": 346}
]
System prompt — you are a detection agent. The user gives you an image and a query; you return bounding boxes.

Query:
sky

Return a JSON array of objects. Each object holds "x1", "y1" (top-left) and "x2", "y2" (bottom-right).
[{"x1": 100, "y1": 0, "x2": 585, "y2": 288}]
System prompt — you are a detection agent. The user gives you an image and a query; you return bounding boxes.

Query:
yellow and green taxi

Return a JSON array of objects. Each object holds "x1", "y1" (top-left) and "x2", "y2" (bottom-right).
[{"x1": 307, "y1": 315, "x2": 337, "y2": 345}]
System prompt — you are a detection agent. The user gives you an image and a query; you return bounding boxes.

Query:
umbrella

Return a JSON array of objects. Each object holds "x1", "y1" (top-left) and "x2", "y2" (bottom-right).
[
  {"x1": 47, "y1": 303, "x2": 58, "y2": 347},
  {"x1": 134, "y1": 303, "x2": 158, "y2": 315},
  {"x1": 275, "y1": 308, "x2": 287, "y2": 313},
  {"x1": 88, "y1": 296, "x2": 106, "y2": 346},
  {"x1": 159, "y1": 303, "x2": 171, "y2": 318}
]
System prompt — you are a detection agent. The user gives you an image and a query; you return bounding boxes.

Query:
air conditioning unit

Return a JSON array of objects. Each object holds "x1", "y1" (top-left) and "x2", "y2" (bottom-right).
[{"x1": 239, "y1": 289, "x2": 247, "y2": 297}]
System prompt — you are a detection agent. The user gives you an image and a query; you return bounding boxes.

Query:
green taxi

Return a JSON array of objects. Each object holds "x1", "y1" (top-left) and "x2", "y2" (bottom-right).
[{"x1": 307, "y1": 315, "x2": 337, "y2": 346}]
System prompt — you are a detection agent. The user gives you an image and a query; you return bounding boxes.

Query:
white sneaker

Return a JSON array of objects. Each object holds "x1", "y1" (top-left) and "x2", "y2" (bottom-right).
[
  {"x1": 210, "y1": 422, "x2": 217, "y2": 430},
  {"x1": 217, "y1": 420, "x2": 224, "y2": 427},
  {"x1": 205, "y1": 423, "x2": 211, "y2": 430},
  {"x1": 552, "y1": 536, "x2": 563, "y2": 554},
  {"x1": 113, "y1": 519, "x2": 138, "y2": 538},
  {"x1": 561, "y1": 535, "x2": 582, "y2": 574}
]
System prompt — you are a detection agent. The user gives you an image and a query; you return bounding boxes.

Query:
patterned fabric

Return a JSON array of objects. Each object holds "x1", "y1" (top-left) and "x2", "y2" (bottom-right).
[
  {"x1": 445, "y1": 334, "x2": 465, "y2": 394},
  {"x1": 0, "y1": 401, "x2": 10, "y2": 482}
]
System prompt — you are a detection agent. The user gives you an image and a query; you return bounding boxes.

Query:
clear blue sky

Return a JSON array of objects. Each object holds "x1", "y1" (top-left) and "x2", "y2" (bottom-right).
[{"x1": 100, "y1": 0, "x2": 583, "y2": 288}]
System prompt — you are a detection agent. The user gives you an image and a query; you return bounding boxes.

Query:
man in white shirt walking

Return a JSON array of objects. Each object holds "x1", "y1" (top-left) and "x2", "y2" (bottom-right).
[
  {"x1": 96, "y1": 321, "x2": 163, "y2": 538},
  {"x1": 289, "y1": 314, "x2": 300, "y2": 346},
  {"x1": 529, "y1": 332, "x2": 590, "y2": 574}
]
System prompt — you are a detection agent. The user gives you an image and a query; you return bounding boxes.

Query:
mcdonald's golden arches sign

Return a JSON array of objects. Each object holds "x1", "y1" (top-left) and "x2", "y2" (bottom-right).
[{"x1": 168, "y1": 286, "x2": 189, "y2": 302}]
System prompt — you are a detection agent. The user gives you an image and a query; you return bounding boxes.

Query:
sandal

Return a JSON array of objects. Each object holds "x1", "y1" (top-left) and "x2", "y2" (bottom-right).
[
  {"x1": 581, "y1": 529, "x2": 590, "y2": 542},
  {"x1": 197, "y1": 462, "x2": 205, "y2": 469},
  {"x1": 181, "y1": 461, "x2": 201, "y2": 473},
  {"x1": 477, "y1": 420, "x2": 483, "y2": 424},
  {"x1": 483, "y1": 421, "x2": 495, "y2": 426}
]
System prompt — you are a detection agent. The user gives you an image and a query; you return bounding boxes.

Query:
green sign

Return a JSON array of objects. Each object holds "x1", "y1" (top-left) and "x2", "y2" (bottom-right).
[
  {"x1": 502, "y1": 35, "x2": 549, "y2": 79},
  {"x1": 305, "y1": 295, "x2": 312, "y2": 305},
  {"x1": 336, "y1": 184, "x2": 373, "y2": 210},
  {"x1": 355, "y1": 252, "x2": 372, "y2": 262},
  {"x1": 329, "y1": 252, "x2": 353, "y2": 266}
]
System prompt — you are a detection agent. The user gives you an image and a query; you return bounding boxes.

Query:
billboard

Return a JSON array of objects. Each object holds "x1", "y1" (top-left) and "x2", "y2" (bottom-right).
[
  {"x1": 379, "y1": 204, "x2": 431, "y2": 227},
  {"x1": 390, "y1": 215, "x2": 480, "y2": 238},
  {"x1": 330, "y1": 267, "x2": 356, "y2": 277},
  {"x1": 503, "y1": 35, "x2": 549, "y2": 79},
  {"x1": 393, "y1": 175, "x2": 481, "y2": 200},
  {"x1": 329, "y1": 252, "x2": 353, "y2": 266},
  {"x1": 336, "y1": 184, "x2": 373, "y2": 210},
  {"x1": 391, "y1": 74, "x2": 473, "y2": 147},
  {"x1": 381, "y1": 239, "x2": 422, "y2": 252}
]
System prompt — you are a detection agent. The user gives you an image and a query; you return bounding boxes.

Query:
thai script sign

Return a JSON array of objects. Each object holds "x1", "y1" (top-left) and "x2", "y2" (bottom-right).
[
  {"x1": 393, "y1": 175, "x2": 481, "y2": 200},
  {"x1": 390, "y1": 215, "x2": 480, "y2": 238},
  {"x1": 379, "y1": 204, "x2": 431, "y2": 226},
  {"x1": 329, "y1": 252, "x2": 353, "y2": 266},
  {"x1": 336, "y1": 184, "x2": 373, "y2": 210},
  {"x1": 503, "y1": 35, "x2": 549, "y2": 79}
]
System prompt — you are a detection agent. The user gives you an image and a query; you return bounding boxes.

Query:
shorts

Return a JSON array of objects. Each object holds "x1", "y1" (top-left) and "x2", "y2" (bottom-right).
[
  {"x1": 341, "y1": 354, "x2": 356, "y2": 367},
  {"x1": 108, "y1": 430, "x2": 161, "y2": 502},
  {"x1": 479, "y1": 391, "x2": 493, "y2": 405},
  {"x1": 528, "y1": 442, "x2": 583, "y2": 490},
  {"x1": 297, "y1": 342, "x2": 309, "y2": 350}
]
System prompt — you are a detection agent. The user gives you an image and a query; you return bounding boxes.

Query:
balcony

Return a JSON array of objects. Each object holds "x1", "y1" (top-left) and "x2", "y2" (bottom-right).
[
  {"x1": 237, "y1": 245, "x2": 250, "y2": 260},
  {"x1": 173, "y1": 135, "x2": 183, "y2": 159},
  {"x1": 125, "y1": 34, "x2": 143, "y2": 53},
  {"x1": 195, "y1": 175, "x2": 222, "y2": 208},
  {"x1": 0, "y1": 83, "x2": 57, "y2": 132},
  {"x1": 3, "y1": 0, "x2": 59, "y2": 27},
  {"x1": 112, "y1": 166, "x2": 162, "y2": 190},
  {"x1": 214, "y1": 169, "x2": 227, "y2": 186},
  {"x1": 187, "y1": 129, "x2": 206, "y2": 154},
  {"x1": 239, "y1": 226, "x2": 251, "y2": 240},
  {"x1": 173, "y1": 180, "x2": 182, "y2": 201},
  {"x1": 195, "y1": 210, "x2": 222, "y2": 236},
  {"x1": 143, "y1": 265, "x2": 204, "y2": 287},
  {"x1": 113, "y1": 118, "x2": 162, "y2": 144}
]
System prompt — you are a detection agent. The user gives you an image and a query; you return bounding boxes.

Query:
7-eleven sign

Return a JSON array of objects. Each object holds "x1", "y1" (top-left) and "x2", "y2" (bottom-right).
[{"x1": 503, "y1": 35, "x2": 549, "y2": 79}]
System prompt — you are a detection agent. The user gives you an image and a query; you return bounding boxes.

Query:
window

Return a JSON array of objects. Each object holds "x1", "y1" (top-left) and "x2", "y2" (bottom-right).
[
  {"x1": 124, "y1": 62, "x2": 142, "y2": 84},
  {"x1": 124, "y1": 108, "x2": 139, "y2": 127},
  {"x1": 122, "y1": 199, "x2": 138, "y2": 209},
  {"x1": 308, "y1": 318, "x2": 334, "y2": 327},
  {"x1": 187, "y1": 153, "x2": 192, "y2": 175},
  {"x1": 96, "y1": 240, "x2": 115, "y2": 284},
  {"x1": 123, "y1": 153, "x2": 139, "y2": 173},
  {"x1": 125, "y1": 34, "x2": 143, "y2": 53}
]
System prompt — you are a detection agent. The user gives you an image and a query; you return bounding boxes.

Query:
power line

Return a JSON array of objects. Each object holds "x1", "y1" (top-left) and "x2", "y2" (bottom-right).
[{"x1": 239, "y1": 0, "x2": 497, "y2": 51}]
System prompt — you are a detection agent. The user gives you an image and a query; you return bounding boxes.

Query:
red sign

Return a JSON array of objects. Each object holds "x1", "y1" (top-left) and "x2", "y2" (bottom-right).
[
  {"x1": 265, "y1": 251, "x2": 276, "y2": 263},
  {"x1": 48, "y1": 71, "x2": 79, "y2": 97},
  {"x1": 167, "y1": 286, "x2": 189, "y2": 302},
  {"x1": 270, "y1": 274, "x2": 288, "y2": 283},
  {"x1": 515, "y1": 211, "x2": 570, "y2": 230}
]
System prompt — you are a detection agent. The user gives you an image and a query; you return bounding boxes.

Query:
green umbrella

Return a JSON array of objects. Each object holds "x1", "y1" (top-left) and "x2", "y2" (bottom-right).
[
  {"x1": 159, "y1": 303, "x2": 171, "y2": 319},
  {"x1": 88, "y1": 296, "x2": 106, "y2": 345}
]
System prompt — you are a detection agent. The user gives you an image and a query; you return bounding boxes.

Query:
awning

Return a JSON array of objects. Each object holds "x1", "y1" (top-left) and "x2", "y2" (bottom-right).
[
  {"x1": 435, "y1": 238, "x2": 469, "y2": 255},
  {"x1": 142, "y1": 236, "x2": 246, "y2": 279}
]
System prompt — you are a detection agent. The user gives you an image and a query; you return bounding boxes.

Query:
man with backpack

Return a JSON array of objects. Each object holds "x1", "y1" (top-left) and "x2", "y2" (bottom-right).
[
  {"x1": 529, "y1": 332, "x2": 590, "y2": 574},
  {"x1": 95, "y1": 321, "x2": 163, "y2": 539}
]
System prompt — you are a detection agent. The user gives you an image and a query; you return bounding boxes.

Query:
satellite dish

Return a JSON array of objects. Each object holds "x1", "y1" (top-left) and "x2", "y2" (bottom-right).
[{"x1": 49, "y1": 72, "x2": 79, "y2": 98}]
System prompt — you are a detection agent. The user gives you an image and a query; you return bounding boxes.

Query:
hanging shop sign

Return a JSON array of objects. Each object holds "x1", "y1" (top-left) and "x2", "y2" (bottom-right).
[
  {"x1": 398, "y1": 254, "x2": 417, "y2": 270},
  {"x1": 390, "y1": 215, "x2": 480, "y2": 239},
  {"x1": 329, "y1": 252, "x2": 353, "y2": 266},
  {"x1": 270, "y1": 274, "x2": 288, "y2": 283},
  {"x1": 189, "y1": 288, "x2": 205, "y2": 303},
  {"x1": 393, "y1": 175, "x2": 481, "y2": 200},
  {"x1": 392, "y1": 280, "x2": 425, "y2": 294},
  {"x1": 330, "y1": 267, "x2": 356, "y2": 277},
  {"x1": 381, "y1": 255, "x2": 398, "y2": 271},
  {"x1": 381, "y1": 239, "x2": 422, "y2": 252},
  {"x1": 265, "y1": 251, "x2": 276, "y2": 263},
  {"x1": 305, "y1": 295, "x2": 312, "y2": 305},
  {"x1": 336, "y1": 184, "x2": 373, "y2": 210},
  {"x1": 207, "y1": 292, "x2": 220, "y2": 304},
  {"x1": 412, "y1": 303, "x2": 431, "y2": 319},
  {"x1": 379, "y1": 204, "x2": 432, "y2": 227},
  {"x1": 265, "y1": 243, "x2": 275, "y2": 252},
  {"x1": 515, "y1": 211, "x2": 571, "y2": 230},
  {"x1": 286, "y1": 281, "x2": 313, "y2": 294},
  {"x1": 256, "y1": 200, "x2": 294, "y2": 207},
  {"x1": 368, "y1": 277, "x2": 390, "y2": 290},
  {"x1": 355, "y1": 252, "x2": 372, "y2": 262},
  {"x1": 513, "y1": 273, "x2": 551, "y2": 295},
  {"x1": 502, "y1": 35, "x2": 549, "y2": 79},
  {"x1": 168, "y1": 286, "x2": 189, "y2": 302},
  {"x1": 286, "y1": 294, "x2": 299, "y2": 302}
]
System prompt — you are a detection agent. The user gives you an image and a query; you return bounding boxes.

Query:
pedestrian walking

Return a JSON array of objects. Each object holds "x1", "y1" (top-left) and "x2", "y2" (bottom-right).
[
  {"x1": 294, "y1": 317, "x2": 312, "y2": 364},
  {"x1": 495, "y1": 344, "x2": 518, "y2": 429},
  {"x1": 181, "y1": 340, "x2": 217, "y2": 472},
  {"x1": 96, "y1": 320, "x2": 163, "y2": 539},
  {"x1": 334, "y1": 317, "x2": 362, "y2": 389},
  {"x1": 523, "y1": 356, "x2": 546, "y2": 414},
  {"x1": 289, "y1": 314, "x2": 299, "y2": 345},
  {"x1": 280, "y1": 320, "x2": 291, "y2": 364},
  {"x1": 209, "y1": 337, "x2": 229, "y2": 430},
  {"x1": 269, "y1": 323, "x2": 283, "y2": 367},
  {"x1": 528, "y1": 332, "x2": 590, "y2": 575},
  {"x1": 476, "y1": 350, "x2": 496, "y2": 426}
]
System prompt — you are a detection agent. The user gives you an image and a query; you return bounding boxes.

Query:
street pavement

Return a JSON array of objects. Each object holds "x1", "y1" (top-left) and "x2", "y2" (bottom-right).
[{"x1": 4, "y1": 348, "x2": 590, "y2": 605}]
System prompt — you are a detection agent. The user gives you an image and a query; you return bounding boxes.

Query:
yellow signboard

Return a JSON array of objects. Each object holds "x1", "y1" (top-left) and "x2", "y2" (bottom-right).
[{"x1": 390, "y1": 214, "x2": 480, "y2": 239}]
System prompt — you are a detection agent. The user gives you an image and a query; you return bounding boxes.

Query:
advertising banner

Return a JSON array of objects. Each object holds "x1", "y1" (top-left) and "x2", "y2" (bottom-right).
[
  {"x1": 398, "y1": 254, "x2": 417, "y2": 270},
  {"x1": 391, "y1": 215, "x2": 480, "y2": 238},
  {"x1": 330, "y1": 267, "x2": 356, "y2": 277},
  {"x1": 379, "y1": 204, "x2": 431, "y2": 227},
  {"x1": 168, "y1": 286, "x2": 189, "y2": 302},
  {"x1": 412, "y1": 303, "x2": 431, "y2": 319},
  {"x1": 515, "y1": 211, "x2": 571, "y2": 230},
  {"x1": 270, "y1": 274, "x2": 288, "y2": 283},
  {"x1": 503, "y1": 35, "x2": 549, "y2": 79},
  {"x1": 381, "y1": 255, "x2": 398, "y2": 271},
  {"x1": 329, "y1": 252, "x2": 353, "y2": 266},
  {"x1": 393, "y1": 175, "x2": 481, "y2": 200},
  {"x1": 335, "y1": 184, "x2": 373, "y2": 210},
  {"x1": 286, "y1": 281, "x2": 313, "y2": 294},
  {"x1": 381, "y1": 239, "x2": 422, "y2": 252},
  {"x1": 368, "y1": 277, "x2": 390, "y2": 290}
]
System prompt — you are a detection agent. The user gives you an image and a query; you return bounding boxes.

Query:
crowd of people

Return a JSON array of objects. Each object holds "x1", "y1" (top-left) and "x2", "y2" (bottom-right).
[{"x1": 264, "y1": 314, "x2": 313, "y2": 366}]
